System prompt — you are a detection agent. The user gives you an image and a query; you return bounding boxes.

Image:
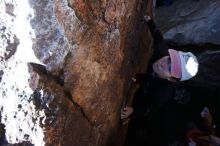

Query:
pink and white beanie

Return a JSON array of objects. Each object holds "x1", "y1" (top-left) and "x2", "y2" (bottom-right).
[{"x1": 168, "y1": 49, "x2": 199, "y2": 81}]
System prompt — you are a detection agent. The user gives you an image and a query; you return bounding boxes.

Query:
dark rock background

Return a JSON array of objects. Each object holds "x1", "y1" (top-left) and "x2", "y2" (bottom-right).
[{"x1": 155, "y1": 0, "x2": 220, "y2": 46}]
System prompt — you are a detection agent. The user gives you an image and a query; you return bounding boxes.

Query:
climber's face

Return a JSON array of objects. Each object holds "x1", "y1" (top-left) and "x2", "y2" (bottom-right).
[{"x1": 153, "y1": 56, "x2": 175, "y2": 81}]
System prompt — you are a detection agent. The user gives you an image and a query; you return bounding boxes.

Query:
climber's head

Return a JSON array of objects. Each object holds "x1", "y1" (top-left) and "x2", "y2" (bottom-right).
[{"x1": 153, "y1": 49, "x2": 199, "y2": 82}]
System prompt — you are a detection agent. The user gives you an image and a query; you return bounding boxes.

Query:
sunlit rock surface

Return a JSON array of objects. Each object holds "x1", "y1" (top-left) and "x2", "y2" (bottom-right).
[
  {"x1": 0, "y1": 0, "x2": 151, "y2": 145},
  {"x1": 0, "y1": 0, "x2": 45, "y2": 145},
  {"x1": 155, "y1": 0, "x2": 220, "y2": 45}
]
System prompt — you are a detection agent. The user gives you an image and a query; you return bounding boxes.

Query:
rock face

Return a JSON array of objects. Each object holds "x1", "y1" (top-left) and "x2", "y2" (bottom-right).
[
  {"x1": 0, "y1": 0, "x2": 151, "y2": 146},
  {"x1": 155, "y1": 0, "x2": 220, "y2": 46}
]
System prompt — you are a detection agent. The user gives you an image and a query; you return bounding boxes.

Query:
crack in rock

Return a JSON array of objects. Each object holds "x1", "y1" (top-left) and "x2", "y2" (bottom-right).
[
  {"x1": 64, "y1": 90, "x2": 97, "y2": 127},
  {"x1": 29, "y1": 62, "x2": 97, "y2": 128}
]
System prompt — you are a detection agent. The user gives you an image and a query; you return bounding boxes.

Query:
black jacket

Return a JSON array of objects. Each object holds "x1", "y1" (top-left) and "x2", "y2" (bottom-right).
[{"x1": 132, "y1": 19, "x2": 174, "y2": 118}]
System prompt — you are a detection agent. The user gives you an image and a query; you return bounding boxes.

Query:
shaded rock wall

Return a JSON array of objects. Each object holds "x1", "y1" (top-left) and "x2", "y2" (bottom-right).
[
  {"x1": 0, "y1": 0, "x2": 152, "y2": 146},
  {"x1": 155, "y1": 0, "x2": 220, "y2": 46}
]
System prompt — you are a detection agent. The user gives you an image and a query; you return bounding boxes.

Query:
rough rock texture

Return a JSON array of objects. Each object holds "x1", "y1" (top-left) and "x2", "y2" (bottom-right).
[
  {"x1": 155, "y1": 0, "x2": 220, "y2": 46},
  {"x1": 28, "y1": 63, "x2": 101, "y2": 146},
  {"x1": 0, "y1": 0, "x2": 152, "y2": 146}
]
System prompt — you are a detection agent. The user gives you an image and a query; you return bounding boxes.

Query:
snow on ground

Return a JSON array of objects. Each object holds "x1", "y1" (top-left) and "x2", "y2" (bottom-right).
[{"x1": 0, "y1": 0, "x2": 45, "y2": 145}]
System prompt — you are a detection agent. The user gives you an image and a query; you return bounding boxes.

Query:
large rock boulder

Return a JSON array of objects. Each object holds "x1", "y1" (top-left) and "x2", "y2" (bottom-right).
[
  {"x1": 155, "y1": 0, "x2": 220, "y2": 46},
  {"x1": 0, "y1": 0, "x2": 152, "y2": 145}
]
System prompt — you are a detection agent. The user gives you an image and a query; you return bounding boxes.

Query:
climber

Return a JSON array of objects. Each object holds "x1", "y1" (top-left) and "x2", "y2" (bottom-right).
[
  {"x1": 121, "y1": 11, "x2": 220, "y2": 120},
  {"x1": 122, "y1": 0, "x2": 220, "y2": 145},
  {"x1": 120, "y1": 10, "x2": 200, "y2": 119},
  {"x1": 121, "y1": 14, "x2": 200, "y2": 146}
]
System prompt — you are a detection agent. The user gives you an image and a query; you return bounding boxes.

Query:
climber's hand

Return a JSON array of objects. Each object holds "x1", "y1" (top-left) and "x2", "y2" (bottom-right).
[
  {"x1": 144, "y1": 15, "x2": 151, "y2": 22},
  {"x1": 121, "y1": 106, "x2": 134, "y2": 119}
]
